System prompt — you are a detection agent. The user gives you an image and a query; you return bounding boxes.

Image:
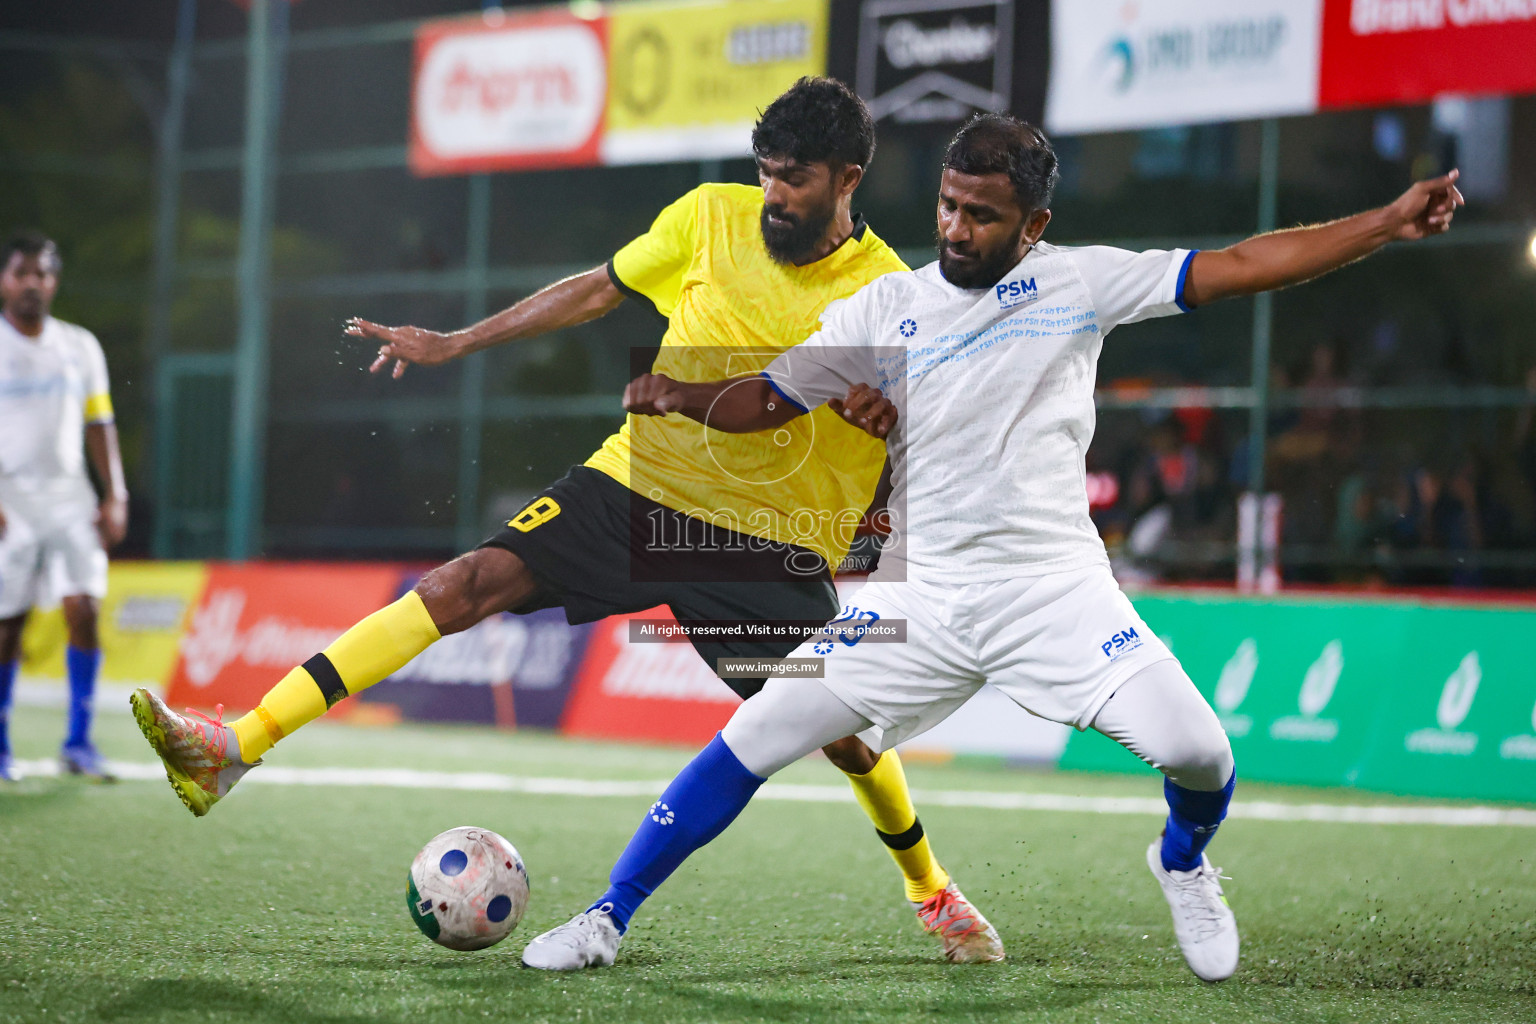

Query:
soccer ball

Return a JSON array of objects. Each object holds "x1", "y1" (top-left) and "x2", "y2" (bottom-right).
[{"x1": 406, "y1": 826, "x2": 529, "y2": 951}]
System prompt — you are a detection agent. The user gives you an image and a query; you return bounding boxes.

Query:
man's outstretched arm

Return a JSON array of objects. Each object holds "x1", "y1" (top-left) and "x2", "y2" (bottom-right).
[
  {"x1": 347, "y1": 265, "x2": 624, "y2": 378},
  {"x1": 1182, "y1": 170, "x2": 1464, "y2": 307},
  {"x1": 623, "y1": 372, "x2": 898, "y2": 439}
]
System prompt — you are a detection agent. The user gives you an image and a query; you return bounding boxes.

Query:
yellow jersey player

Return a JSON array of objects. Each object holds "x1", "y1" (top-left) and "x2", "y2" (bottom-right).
[{"x1": 131, "y1": 78, "x2": 1003, "y2": 964}]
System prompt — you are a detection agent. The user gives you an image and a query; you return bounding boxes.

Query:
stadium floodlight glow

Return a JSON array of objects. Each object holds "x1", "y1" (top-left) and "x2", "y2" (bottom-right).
[{"x1": 1528, "y1": 230, "x2": 1536, "y2": 267}]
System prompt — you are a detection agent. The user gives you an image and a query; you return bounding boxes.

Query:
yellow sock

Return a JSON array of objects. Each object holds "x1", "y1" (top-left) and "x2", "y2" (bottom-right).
[
  {"x1": 231, "y1": 591, "x2": 442, "y2": 762},
  {"x1": 844, "y1": 749, "x2": 951, "y2": 903}
]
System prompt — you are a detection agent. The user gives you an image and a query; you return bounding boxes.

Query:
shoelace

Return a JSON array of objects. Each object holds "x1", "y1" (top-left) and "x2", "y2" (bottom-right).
[
  {"x1": 183, "y1": 703, "x2": 230, "y2": 764},
  {"x1": 920, "y1": 888, "x2": 979, "y2": 935},
  {"x1": 1172, "y1": 865, "x2": 1231, "y2": 940},
  {"x1": 551, "y1": 904, "x2": 615, "y2": 948}
]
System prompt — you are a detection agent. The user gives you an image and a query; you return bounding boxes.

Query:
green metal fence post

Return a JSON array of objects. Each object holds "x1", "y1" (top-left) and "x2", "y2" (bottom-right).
[
  {"x1": 1246, "y1": 117, "x2": 1280, "y2": 494},
  {"x1": 149, "y1": 0, "x2": 197, "y2": 558},
  {"x1": 227, "y1": 0, "x2": 284, "y2": 560}
]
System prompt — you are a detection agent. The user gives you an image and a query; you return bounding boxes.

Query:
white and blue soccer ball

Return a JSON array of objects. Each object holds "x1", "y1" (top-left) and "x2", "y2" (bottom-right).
[{"x1": 407, "y1": 826, "x2": 529, "y2": 951}]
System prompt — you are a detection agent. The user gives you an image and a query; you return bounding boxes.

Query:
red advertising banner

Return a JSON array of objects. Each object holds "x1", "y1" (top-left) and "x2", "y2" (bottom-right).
[
  {"x1": 1319, "y1": 0, "x2": 1536, "y2": 109},
  {"x1": 410, "y1": 8, "x2": 609, "y2": 176},
  {"x1": 560, "y1": 610, "x2": 740, "y2": 745},
  {"x1": 165, "y1": 563, "x2": 402, "y2": 713}
]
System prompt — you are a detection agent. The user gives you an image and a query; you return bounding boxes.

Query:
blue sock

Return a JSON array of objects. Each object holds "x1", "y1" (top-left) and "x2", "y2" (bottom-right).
[
  {"x1": 64, "y1": 646, "x2": 102, "y2": 749},
  {"x1": 589, "y1": 733, "x2": 765, "y2": 932},
  {"x1": 0, "y1": 660, "x2": 15, "y2": 757},
  {"x1": 1161, "y1": 771, "x2": 1236, "y2": 872}
]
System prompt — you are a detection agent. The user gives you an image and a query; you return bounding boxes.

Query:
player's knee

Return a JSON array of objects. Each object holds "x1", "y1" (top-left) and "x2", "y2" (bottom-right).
[
  {"x1": 416, "y1": 548, "x2": 533, "y2": 635},
  {"x1": 1164, "y1": 731, "x2": 1234, "y2": 792},
  {"x1": 0, "y1": 614, "x2": 25, "y2": 662},
  {"x1": 414, "y1": 555, "x2": 486, "y2": 635},
  {"x1": 61, "y1": 597, "x2": 100, "y2": 647},
  {"x1": 821, "y1": 735, "x2": 877, "y2": 774}
]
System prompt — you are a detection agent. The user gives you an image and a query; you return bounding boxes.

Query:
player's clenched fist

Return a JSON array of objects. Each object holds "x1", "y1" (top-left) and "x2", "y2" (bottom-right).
[
  {"x1": 1386, "y1": 169, "x2": 1464, "y2": 240},
  {"x1": 830, "y1": 382, "x2": 898, "y2": 440},
  {"x1": 623, "y1": 372, "x2": 688, "y2": 416}
]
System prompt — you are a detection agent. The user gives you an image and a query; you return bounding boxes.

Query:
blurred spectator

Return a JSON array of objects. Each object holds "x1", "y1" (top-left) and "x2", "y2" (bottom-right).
[{"x1": 1091, "y1": 360, "x2": 1536, "y2": 590}]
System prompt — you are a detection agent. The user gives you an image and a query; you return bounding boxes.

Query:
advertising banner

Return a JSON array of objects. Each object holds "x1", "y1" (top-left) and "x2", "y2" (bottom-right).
[
  {"x1": 1060, "y1": 592, "x2": 1536, "y2": 803},
  {"x1": 560, "y1": 608, "x2": 741, "y2": 744},
  {"x1": 19, "y1": 561, "x2": 208, "y2": 688},
  {"x1": 1351, "y1": 605, "x2": 1536, "y2": 802},
  {"x1": 826, "y1": 0, "x2": 1049, "y2": 132},
  {"x1": 164, "y1": 563, "x2": 402, "y2": 713},
  {"x1": 358, "y1": 573, "x2": 593, "y2": 728},
  {"x1": 1046, "y1": 0, "x2": 1323, "y2": 135},
  {"x1": 412, "y1": 0, "x2": 828, "y2": 172},
  {"x1": 1317, "y1": 0, "x2": 1536, "y2": 109},
  {"x1": 603, "y1": 0, "x2": 829, "y2": 164},
  {"x1": 410, "y1": 7, "x2": 609, "y2": 175},
  {"x1": 853, "y1": 0, "x2": 1016, "y2": 124}
]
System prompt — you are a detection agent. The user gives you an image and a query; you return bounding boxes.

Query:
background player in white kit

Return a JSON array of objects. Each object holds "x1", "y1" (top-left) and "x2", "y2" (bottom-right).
[
  {"x1": 0, "y1": 232, "x2": 129, "y2": 781},
  {"x1": 519, "y1": 115, "x2": 1463, "y2": 980}
]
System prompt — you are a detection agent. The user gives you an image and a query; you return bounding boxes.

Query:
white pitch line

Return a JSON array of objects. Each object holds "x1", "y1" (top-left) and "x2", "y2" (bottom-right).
[{"x1": 12, "y1": 760, "x2": 1536, "y2": 827}]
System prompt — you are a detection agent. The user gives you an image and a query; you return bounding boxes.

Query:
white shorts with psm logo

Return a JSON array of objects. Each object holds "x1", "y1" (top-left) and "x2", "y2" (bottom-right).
[
  {"x1": 0, "y1": 504, "x2": 107, "y2": 618},
  {"x1": 791, "y1": 565, "x2": 1175, "y2": 751}
]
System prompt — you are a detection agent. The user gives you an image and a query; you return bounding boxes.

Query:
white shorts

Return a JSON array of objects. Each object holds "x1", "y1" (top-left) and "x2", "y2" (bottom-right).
[
  {"x1": 798, "y1": 565, "x2": 1175, "y2": 751},
  {"x1": 0, "y1": 503, "x2": 107, "y2": 617}
]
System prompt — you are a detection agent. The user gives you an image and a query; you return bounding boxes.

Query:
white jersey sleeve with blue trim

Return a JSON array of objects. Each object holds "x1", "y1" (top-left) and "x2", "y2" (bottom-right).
[
  {"x1": 761, "y1": 290, "x2": 880, "y2": 413},
  {"x1": 1070, "y1": 246, "x2": 1197, "y2": 332}
]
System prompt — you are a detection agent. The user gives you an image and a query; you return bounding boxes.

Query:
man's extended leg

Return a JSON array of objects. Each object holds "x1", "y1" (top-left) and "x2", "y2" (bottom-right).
[
  {"x1": 130, "y1": 547, "x2": 538, "y2": 815},
  {"x1": 683, "y1": 588, "x2": 986, "y2": 954},
  {"x1": 822, "y1": 737, "x2": 950, "y2": 901},
  {"x1": 821, "y1": 735, "x2": 999, "y2": 960},
  {"x1": 1091, "y1": 660, "x2": 1238, "y2": 982},
  {"x1": 521, "y1": 677, "x2": 864, "y2": 970},
  {"x1": 59, "y1": 595, "x2": 113, "y2": 780}
]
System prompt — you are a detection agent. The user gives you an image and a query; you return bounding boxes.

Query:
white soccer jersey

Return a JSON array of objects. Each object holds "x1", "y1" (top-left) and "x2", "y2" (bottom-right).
[
  {"x1": 0, "y1": 314, "x2": 114, "y2": 518},
  {"x1": 763, "y1": 241, "x2": 1195, "y2": 584}
]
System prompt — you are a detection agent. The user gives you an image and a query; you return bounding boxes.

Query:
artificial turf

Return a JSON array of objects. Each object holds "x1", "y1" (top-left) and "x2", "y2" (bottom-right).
[{"x1": 1, "y1": 702, "x2": 1532, "y2": 1023}]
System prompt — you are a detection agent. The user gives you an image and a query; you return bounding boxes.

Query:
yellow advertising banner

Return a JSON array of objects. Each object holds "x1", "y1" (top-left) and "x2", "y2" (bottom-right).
[
  {"x1": 602, "y1": 0, "x2": 829, "y2": 164},
  {"x1": 20, "y1": 561, "x2": 208, "y2": 688}
]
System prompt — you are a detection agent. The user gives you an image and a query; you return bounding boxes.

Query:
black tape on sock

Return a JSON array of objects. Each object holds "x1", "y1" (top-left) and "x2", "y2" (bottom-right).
[
  {"x1": 876, "y1": 818, "x2": 925, "y2": 851},
  {"x1": 303, "y1": 653, "x2": 349, "y2": 709}
]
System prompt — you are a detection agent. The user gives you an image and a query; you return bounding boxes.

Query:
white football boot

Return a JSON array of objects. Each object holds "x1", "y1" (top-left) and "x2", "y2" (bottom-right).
[
  {"x1": 520, "y1": 904, "x2": 622, "y2": 971},
  {"x1": 911, "y1": 881, "x2": 1006, "y2": 963},
  {"x1": 1146, "y1": 836, "x2": 1239, "y2": 982}
]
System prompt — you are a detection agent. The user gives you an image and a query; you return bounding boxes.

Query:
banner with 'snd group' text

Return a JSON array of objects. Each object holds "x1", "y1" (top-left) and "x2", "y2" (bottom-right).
[{"x1": 1046, "y1": 0, "x2": 1323, "y2": 135}]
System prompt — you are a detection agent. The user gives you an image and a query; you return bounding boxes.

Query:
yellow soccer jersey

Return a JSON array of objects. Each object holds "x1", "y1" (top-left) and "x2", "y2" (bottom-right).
[{"x1": 586, "y1": 182, "x2": 906, "y2": 569}]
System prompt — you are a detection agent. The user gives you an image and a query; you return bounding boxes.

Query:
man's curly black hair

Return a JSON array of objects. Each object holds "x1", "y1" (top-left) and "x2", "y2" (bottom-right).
[
  {"x1": 944, "y1": 113, "x2": 1059, "y2": 213},
  {"x1": 751, "y1": 77, "x2": 876, "y2": 169},
  {"x1": 2, "y1": 229, "x2": 60, "y2": 271}
]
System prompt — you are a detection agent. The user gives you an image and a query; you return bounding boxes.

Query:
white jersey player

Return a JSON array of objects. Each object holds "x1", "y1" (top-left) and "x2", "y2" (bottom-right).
[
  {"x1": 0, "y1": 232, "x2": 129, "y2": 781},
  {"x1": 520, "y1": 115, "x2": 1463, "y2": 980}
]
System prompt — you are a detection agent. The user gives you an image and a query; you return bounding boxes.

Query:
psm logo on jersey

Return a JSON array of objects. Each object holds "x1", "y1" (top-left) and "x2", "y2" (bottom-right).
[
  {"x1": 996, "y1": 277, "x2": 1038, "y2": 310},
  {"x1": 898, "y1": 318, "x2": 918, "y2": 337},
  {"x1": 1100, "y1": 627, "x2": 1142, "y2": 661},
  {"x1": 813, "y1": 605, "x2": 881, "y2": 654}
]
